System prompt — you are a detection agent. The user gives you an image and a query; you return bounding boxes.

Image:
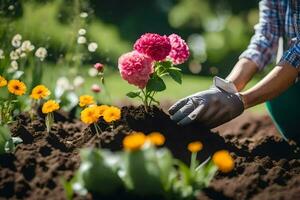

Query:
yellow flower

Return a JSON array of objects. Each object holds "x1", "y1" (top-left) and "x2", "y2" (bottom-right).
[
  {"x1": 103, "y1": 106, "x2": 121, "y2": 123},
  {"x1": 0, "y1": 76, "x2": 7, "y2": 87},
  {"x1": 79, "y1": 95, "x2": 95, "y2": 107},
  {"x1": 42, "y1": 100, "x2": 60, "y2": 114},
  {"x1": 96, "y1": 105, "x2": 110, "y2": 117},
  {"x1": 30, "y1": 85, "x2": 51, "y2": 100},
  {"x1": 147, "y1": 132, "x2": 165, "y2": 146},
  {"x1": 7, "y1": 80, "x2": 26, "y2": 96},
  {"x1": 123, "y1": 132, "x2": 146, "y2": 151},
  {"x1": 212, "y1": 150, "x2": 234, "y2": 173},
  {"x1": 80, "y1": 106, "x2": 100, "y2": 124},
  {"x1": 187, "y1": 141, "x2": 203, "y2": 153}
]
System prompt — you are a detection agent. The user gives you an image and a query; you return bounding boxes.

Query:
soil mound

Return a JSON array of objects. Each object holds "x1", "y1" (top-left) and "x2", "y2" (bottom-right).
[{"x1": 0, "y1": 107, "x2": 299, "y2": 200}]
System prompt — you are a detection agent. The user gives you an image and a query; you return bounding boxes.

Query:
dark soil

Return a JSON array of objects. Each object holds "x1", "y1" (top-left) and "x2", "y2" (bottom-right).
[{"x1": 0, "y1": 106, "x2": 299, "y2": 200}]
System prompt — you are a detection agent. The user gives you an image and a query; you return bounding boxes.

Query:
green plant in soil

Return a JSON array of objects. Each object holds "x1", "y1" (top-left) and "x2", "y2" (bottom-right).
[
  {"x1": 67, "y1": 132, "x2": 226, "y2": 200},
  {"x1": 0, "y1": 125, "x2": 22, "y2": 154}
]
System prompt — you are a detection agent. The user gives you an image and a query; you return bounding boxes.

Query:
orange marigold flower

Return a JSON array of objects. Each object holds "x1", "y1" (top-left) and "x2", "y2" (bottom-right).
[
  {"x1": 212, "y1": 150, "x2": 234, "y2": 173},
  {"x1": 96, "y1": 105, "x2": 110, "y2": 117},
  {"x1": 123, "y1": 132, "x2": 146, "y2": 151},
  {"x1": 30, "y1": 85, "x2": 51, "y2": 100},
  {"x1": 80, "y1": 106, "x2": 100, "y2": 124},
  {"x1": 103, "y1": 106, "x2": 121, "y2": 123},
  {"x1": 42, "y1": 100, "x2": 59, "y2": 114},
  {"x1": 7, "y1": 80, "x2": 26, "y2": 96},
  {"x1": 187, "y1": 141, "x2": 203, "y2": 153},
  {"x1": 0, "y1": 75, "x2": 7, "y2": 87},
  {"x1": 79, "y1": 95, "x2": 95, "y2": 107},
  {"x1": 147, "y1": 132, "x2": 165, "y2": 146}
]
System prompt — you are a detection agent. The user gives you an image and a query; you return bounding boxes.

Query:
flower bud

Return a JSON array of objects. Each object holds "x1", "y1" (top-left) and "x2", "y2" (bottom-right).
[
  {"x1": 94, "y1": 63, "x2": 104, "y2": 71},
  {"x1": 91, "y1": 84, "x2": 101, "y2": 93}
]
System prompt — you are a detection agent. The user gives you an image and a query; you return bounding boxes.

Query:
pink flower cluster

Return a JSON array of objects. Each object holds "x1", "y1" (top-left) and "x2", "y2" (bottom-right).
[
  {"x1": 118, "y1": 33, "x2": 189, "y2": 89},
  {"x1": 168, "y1": 34, "x2": 190, "y2": 65},
  {"x1": 134, "y1": 33, "x2": 171, "y2": 61},
  {"x1": 118, "y1": 51, "x2": 153, "y2": 89}
]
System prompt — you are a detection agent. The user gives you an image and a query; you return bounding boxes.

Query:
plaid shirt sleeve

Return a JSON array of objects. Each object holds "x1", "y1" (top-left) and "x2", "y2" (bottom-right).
[
  {"x1": 279, "y1": 42, "x2": 300, "y2": 68},
  {"x1": 239, "y1": 0, "x2": 282, "y2": 70}
]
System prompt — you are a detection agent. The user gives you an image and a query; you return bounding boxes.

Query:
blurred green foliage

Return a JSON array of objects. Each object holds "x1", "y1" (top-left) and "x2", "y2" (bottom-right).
[{"x1": 0, "y1": 0, "x2": 261, "y2": 76}]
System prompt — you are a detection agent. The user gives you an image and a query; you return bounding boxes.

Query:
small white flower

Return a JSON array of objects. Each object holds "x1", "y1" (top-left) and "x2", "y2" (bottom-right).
[
  {"x1": 35, "y1": 47, "x2": 47, "y2": 61},
  {"x1": 20, "y1": 52, "x2": 26, "y2": 58},
  {"x1": 55, "y1": 76, "x2": 71, "y2": 98},
  {"x1": 11, "y1": 34, "x2": 22, "y2": 48},
  {"x1": 21, "y1": 40, "x2": 35, "y2": 52},
  {"x1": 10, "y1": 61, "x2": 18, "y2": 70},
  {"x1": 10, "y1": 50, "x2": 19, "y2": 60},
  {"x1": 73, "y1": 76, "x2": 85, "y2": 88},
  {"x1": 88, "y1": 42, "x2": 98, "y2": 52},
  {"x1": 80, "y1": 12, "x2": 88, "y2": 18},
  {"x1": 88, "y1": 68, "x2": 98, "y2": 77},
  {"x1": 77, "y1": 36, "x2": 86, "y2": 44},
  {"x1": 15, "y1": 48, "x2": 22, "y2": 55},
  {"x1": 0, "y1": 49, "x2": 5, "y2": 59},
  {"x1": 78, "y1": 28, "x2": 86, "y2": 35}
]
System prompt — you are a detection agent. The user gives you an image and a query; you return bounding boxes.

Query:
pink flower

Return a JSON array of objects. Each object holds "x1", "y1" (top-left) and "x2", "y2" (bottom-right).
[
  {"x1": 134, "y1": 33, "x2": 171, "y2": 61},
  {"x1": 94, "y1": 63, "x2": 104, "y2": 71},
  {"x1": 168, "y1": 34, "x2": 190, "y2": 65},
  {"x1": 118, "y1": 51, "x2": 154, "y2": 89},
  {"x1": 91, "y1": 84, "x2": 101, "y2": 93}
]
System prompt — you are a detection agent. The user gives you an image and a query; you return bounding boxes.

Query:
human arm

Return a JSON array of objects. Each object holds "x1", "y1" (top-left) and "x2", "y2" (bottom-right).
[
  {"x1": 241, "y1": 62, "x2": 300, "y2": 109},
  {"x1": 226, "y1": 58, "x2": 258, "y2": 91}
]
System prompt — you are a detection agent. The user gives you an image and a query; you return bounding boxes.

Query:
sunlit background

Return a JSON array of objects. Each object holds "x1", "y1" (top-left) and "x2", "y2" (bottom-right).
[{"x1": 0, "y1": 0, "x2": 267, "y2": 113}]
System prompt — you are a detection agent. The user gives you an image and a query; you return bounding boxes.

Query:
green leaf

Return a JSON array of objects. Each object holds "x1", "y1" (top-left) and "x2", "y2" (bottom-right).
[
  {"x1": 126, "y1": 91, "x2": 141, "y2": 98},
  {"x1": 124, "y1": 146, "x2": 164, "y2": 196},
  {"x1": 0, "y1": 126, "x2": 12, "y2": 154},
  {"x1": 62, "y1": 178, "x2": 75, "y2": 200},
  {"x1": 146, "y1": 76, "x2": 166, "y2": 92},
  {"x1": 78, "y1": 149, "x2": 124, "y2": 196},
  {"x1": 158, "y1": 60, "x2": 173, "y2": 69},
  {"x1": 168, "y1": 68, "x2": 182, "y2": 84}
]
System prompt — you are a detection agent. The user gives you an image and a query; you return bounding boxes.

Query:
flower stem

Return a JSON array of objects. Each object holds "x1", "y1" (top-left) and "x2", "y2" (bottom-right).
[
  {"x1": 190, "y1": 152, "x2": 197, "y2": 171},
  {"x1": 141, "y1": 89, "x2": 148, "y2": 112}
]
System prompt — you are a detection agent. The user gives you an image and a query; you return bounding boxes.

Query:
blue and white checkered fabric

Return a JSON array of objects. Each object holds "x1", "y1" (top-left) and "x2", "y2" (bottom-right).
[{"x1": 240, "y1": 0, "x2": 300, "y2": 70}]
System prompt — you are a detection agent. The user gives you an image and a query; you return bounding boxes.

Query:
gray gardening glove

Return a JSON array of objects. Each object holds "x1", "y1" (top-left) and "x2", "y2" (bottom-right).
[{"x1": 168, "y1": 76, "x2": 244, "y2": 128}]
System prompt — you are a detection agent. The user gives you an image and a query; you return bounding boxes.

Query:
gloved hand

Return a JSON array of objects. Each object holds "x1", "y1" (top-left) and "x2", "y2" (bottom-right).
[{"x1": 168, "y1": 77, "x2": 245, "y2": 128}]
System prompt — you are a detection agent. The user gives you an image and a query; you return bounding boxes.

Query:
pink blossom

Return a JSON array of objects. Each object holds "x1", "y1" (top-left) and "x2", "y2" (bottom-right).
[
  {"x1": 91, "y1": 84, "x2": 101, "y2": 93},
  {"x1": 134, "y1": 33, "x2": 171, "y2": 61},
  {"x1": 118, "y1": 51, "x2": 154, "y2": 89},
  {"x1": 94, "y1": 63, "x2": 104, "y2": 71},
  {"x1": 168, "y1": 34, "x2": 190, "y2": 65}
]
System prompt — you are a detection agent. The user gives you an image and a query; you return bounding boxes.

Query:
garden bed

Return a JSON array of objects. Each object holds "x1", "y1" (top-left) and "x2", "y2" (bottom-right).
[{"x1": 0, "y1": 107, "x2": 299, "y2": 200}]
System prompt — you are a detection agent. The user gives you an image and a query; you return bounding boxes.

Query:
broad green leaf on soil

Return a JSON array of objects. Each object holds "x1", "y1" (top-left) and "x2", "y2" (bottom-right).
[
  {"x1": 0, "y1": 126, "x2": 11, "y2": 154},
  {"x1": 146, "y1": 76, "x2": 166, "y2": 92},
  {"x1": 124, "y1": 146, "x2": 165, "y2": 196},
  {"x1": 126, "y1": 91, "x2": 141, "y2": 98},
  {"x1": 4, "y1": 137, "x2": 23, "y2": 153},
  {"x1": 156, "y1": 148, "x2": 174, "y2": 191},
  {"x1": 78, "y1": 149, "x2": 124, "y2": 196},
  {"x1": 168, "y1": 68, "x2": 182, "y2": 84}
]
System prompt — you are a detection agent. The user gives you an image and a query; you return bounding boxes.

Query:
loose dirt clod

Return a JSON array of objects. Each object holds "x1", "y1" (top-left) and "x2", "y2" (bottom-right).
[{"x1": 0, "y1": 107, "x2": 299, "y2": 200}]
